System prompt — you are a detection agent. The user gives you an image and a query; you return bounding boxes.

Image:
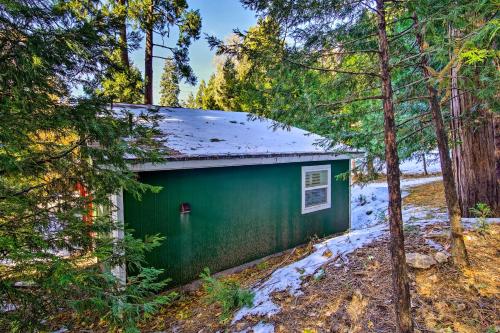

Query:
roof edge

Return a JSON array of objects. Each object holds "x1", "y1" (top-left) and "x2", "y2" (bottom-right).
[{"x1": 129, "y1": 152, "x2": 364, "y2": 172}]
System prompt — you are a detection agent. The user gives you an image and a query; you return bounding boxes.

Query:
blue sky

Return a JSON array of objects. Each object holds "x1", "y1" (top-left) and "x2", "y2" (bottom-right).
[{"x1": 129, "y1": 0, "x2": 257, "y2": 104}]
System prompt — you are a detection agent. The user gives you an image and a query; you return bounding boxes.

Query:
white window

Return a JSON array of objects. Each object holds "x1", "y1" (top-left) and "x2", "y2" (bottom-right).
[{"x1": 301, "y1": 165, "x2": 331, "y2": 214}]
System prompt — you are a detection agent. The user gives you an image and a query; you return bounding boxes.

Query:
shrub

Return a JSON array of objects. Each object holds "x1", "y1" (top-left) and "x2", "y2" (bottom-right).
[
  {"x1": 469, "y1": 202, "x2": 493, "y2": 234},
  {"x1": 356, "y1": 194, "x2": 368, "y2": 206},
  {"x1": 199, "y1": 268, "x2": 254, "y2": 323}
]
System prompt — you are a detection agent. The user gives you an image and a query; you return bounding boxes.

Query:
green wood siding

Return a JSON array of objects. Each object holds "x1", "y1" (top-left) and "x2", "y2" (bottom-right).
[{"x1": 124, "y1": 160, "x2": 350, "y2": 285}]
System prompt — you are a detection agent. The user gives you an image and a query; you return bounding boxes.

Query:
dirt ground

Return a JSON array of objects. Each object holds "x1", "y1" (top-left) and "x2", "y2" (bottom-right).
[{"x1": 136, "y1": 180, "x2": 499, "y2": 333}]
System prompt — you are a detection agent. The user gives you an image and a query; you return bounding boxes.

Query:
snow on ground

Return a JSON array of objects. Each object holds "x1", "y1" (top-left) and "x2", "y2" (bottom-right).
[
  {"x1": 233, "y1": 176, "x2": 443, "y2": 324},
  {"x1": 250, "y1": 322, "x2": 275, "y2": 333},
  {"x1": 236, "y1": 322, "x2": 275, "y2": 333},
  {"x1": 356, "y1": 151, "x2": 441, "y2": 176},
  {"x1": 351, "y1": 176, "x2": 442, "y2": 230},
  {"x1": 398, "y1": 153, "x2": 441, "y2": 175},
  {"x1": 232, "y1": 223, "x2": 387, "y2": 323},
  {"x1": 462, "y1": 217, "x2": 500, "y2": 227}
]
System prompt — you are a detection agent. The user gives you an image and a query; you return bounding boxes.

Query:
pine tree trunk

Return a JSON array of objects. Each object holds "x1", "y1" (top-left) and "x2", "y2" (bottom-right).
[
  {"x1": 144, "y1": 4, "x2": 154, "y2": 105},
  {"x1": 351, "y1": 158, "x2": 359, "y2": 180},
  {"x1": 496, "y1": 117, "x2": 500, "y2": 182},
  {"x1": 367, "y1": 155, "x2": 376, "y2": 180},
  {"x1": 414, "y1": 15, "x2": 469, "y2": 267},
  {"x1": 449, "y1": 27, "x2": 499, "y2": 217},
  {"x1": 118, "y1": 0, "x2": 129, "y2": 68},
  {"x1": 376, "y1": 1, "x2": 413, "y2": 332},
  {"x1": 422, "y1": 153, "x2": 428, "y2": 176}
]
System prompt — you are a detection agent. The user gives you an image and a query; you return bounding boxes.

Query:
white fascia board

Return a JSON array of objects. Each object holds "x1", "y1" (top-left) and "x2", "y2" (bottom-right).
[
  {"x1": 110, "y1": 189, "x2": 126, "y2": 285},
  {"x1": 129, "y1": 153, "x2": 363, "y2": 172}
]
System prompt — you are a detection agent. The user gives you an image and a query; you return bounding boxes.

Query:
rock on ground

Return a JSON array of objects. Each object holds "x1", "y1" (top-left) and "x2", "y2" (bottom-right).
[
  {"x1": 406, "y1": 252, "x2": 437, "y2": 269},
  {"x1": 434, "y1": 251, "x2": 450, "y2": 264}
]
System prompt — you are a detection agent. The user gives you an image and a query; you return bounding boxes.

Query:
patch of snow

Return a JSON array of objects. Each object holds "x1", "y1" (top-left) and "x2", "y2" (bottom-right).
[
  {"x1": 0, "y1": 302, "x2": 16, "y2": 313},
  {"x1": 51, "y1": 328, "x2": 68, "y2": 333},
  {"x1": 403, "y1": 205, "x2": 447, "y2": 224},
  {"x1": 351, "y1": 176, "x2": 442, "y2": 230},
  {"x1": 424, "y1": 238, "x2": 444, "y2": 251},
  {"x1": 252, "y1": 322, "x2": 275, "y2": 333},
  {"x1": 237, "y1": 322, "x2": 275, "y2": 333},
  {"x1": 232, "y1": 224, "x2": 386, "y2": 323},
  {"x1": 398, "y1": 153, "x2": 441, "y2": 175},
  {"x1": 355, "y1": 151, "x2": 441, "y2": 176},
  {"x1": 461, "y1": 217, "x2": 500, "y2": 227}
]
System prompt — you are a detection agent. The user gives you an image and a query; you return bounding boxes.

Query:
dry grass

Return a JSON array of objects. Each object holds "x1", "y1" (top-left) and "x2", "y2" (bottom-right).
[
  {"x1": 404, "y1": 180, "x2": 446, "y2": 209},
  {"x1": 413, "y1": 228, "x2": 500, "y2": 333}
]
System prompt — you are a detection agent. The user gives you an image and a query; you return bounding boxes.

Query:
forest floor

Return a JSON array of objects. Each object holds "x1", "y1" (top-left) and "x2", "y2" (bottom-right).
[{"x1": 140, "y1": 176, "x2": 499, "y2": 333}]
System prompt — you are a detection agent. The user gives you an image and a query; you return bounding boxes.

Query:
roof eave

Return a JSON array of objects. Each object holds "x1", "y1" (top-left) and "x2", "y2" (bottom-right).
[{"x1": 128, "y1": 151, "x2": 364, "y2": 172}]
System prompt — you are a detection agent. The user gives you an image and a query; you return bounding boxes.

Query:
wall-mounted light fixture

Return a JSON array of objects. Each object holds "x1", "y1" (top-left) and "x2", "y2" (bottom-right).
[{"x1": 180, "y1": 202, "x2": 191, "y2": 214}]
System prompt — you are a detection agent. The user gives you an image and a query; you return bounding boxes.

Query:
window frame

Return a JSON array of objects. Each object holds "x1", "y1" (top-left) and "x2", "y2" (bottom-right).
[{"x1": 301, "y1": 164, "x2": 332, "y2": 214}]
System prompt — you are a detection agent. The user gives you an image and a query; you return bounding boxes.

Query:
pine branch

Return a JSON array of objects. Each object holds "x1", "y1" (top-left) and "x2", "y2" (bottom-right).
[
  {"x1": 284, "y1": 57, "x2": 381, "y2": 77},
  {"x1": 153, "y1": 43, "x2": 175, "y2": 51},
  {"x1": 316, "y1": 95, "x2": 384, "y2": 108},
  {"x1": 395, "y1": 95, "x2": 430, "y2": 104},
  {"x1": 396, "y1": 111, "x2": 431, "y2": 128},
  {"x1": 152, "y1": 55, "x2": 174, "y2": 60},
  {"x1": 314, "y1": 49, "x2": 380, "y2": 56},
  {"x1": 397, "y1": 121, "x2": 433, "y2": 143},
  {"x1": 0, "y1": 183, "x2": 48, "y2": 200},
  {"x1": 392, "y1": 77, "x2": 426, "y2": 93}
]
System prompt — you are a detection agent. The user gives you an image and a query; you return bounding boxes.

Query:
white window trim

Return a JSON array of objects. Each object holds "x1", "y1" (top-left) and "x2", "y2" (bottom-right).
[{"x1": 301, "y1": 164, "x2": 331, "y2": 214}]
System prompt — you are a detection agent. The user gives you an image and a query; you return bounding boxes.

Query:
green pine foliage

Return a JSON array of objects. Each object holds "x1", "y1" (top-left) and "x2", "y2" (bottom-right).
[
  {"x1": 101, "y1": 54, "x2": 144, "y2": 103},
  {"x1": 129, "y1": 0, "x2": 202, "y2": 84},
  {"x1": 195, "y1": 80, "x2": 207, "y2": 107},
  {"x1": 99, "y1": 0, "x2": 144, "y2": 103},
  {"x1": 469, "y1": 202, "x2": 493, "y2": 234},
  {"x1": 183, "y1": 92, "x2": 197, "y2": 108},
  {"x1": 159, "y1": 60, "x2": 180, "y2": 107},
  {"x1": 0, "y1": 0, "x2": 172, "y2": 331},
  {"x1": 199, "y1": 268, "x2": 254, "y2": 323}
]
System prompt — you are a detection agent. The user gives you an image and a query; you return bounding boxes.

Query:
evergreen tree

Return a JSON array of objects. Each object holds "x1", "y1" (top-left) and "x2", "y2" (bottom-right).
[
  {"x1": 0, "y1": 1, "x2": 172, "y2": 331},
  {"x1": 214, "y1": 59, "x2": 241, "y2": 111},
  {"x1": 410, "y1": 7, "x2": 469, "y2": 267},
  {"x1": 159, "y1": 59, "x2": 180, "y2": 106},
  {"x1": 195, "y1": 80, "x2": 207, "y2": 108},
  {"x1": 129, "y1": 0, "x2": 202, "y2": 104},
  {"x1": 442, "y1": 1, "x2": 499, "y2": 216},
  {"x1": 201, "y1": 75, "x2": 221, "y2": 110},
  {"x1": 184, "y1": 92, "x2": 197, "y2": 108},
  {"x1": 99, "y1": 0, "x2": 144, "y2": 103},
  {"x1": 101, "y1": 53, "x2": 144, "y2": 103}
]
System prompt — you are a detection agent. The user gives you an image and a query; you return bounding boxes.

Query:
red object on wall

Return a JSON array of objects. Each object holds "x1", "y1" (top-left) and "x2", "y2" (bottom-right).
[
  {"x1": 76, "y1": 182, "x2": 93, "y2": 224},
  {"x1": 180, "y1": 202, "x2": 191, "y2": 214}
]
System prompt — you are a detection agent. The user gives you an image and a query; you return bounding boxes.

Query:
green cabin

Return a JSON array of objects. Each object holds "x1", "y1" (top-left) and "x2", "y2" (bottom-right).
[{"x1": 114, "y1": 104, "x2": 359, "y2": 285}]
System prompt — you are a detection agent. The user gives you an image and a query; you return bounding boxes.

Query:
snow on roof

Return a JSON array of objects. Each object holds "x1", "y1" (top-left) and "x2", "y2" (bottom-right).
[{"x1": 112, "y1": 104, "x2": 358, "y2": 159}]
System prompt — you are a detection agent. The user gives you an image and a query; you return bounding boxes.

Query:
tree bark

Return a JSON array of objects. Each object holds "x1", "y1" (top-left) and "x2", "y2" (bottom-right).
[
  {"x1": 496, "y1": 116, "x2": 500, "y2": 182},
  {"x1": 144, "y1": 3, "x2": 154, "y2": 105},
  {"x1": 414, "y1": 15, "x2": 469, "y2": 267},
  {"x1": 118, "y1": 0, "x2": 129, "y2": 68},
  {"x1": 449, "y1": 27, "x2": 499, "y2": 217},
  {"x1": 376, "y1": 1, "x2": 414, "y2": 332},
  {"x1": 422, "y1": 153, "x2": 428, "y2": 176},
  {"x1": 367, "y1": 155, "x2": 376, "y2": 180}
]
